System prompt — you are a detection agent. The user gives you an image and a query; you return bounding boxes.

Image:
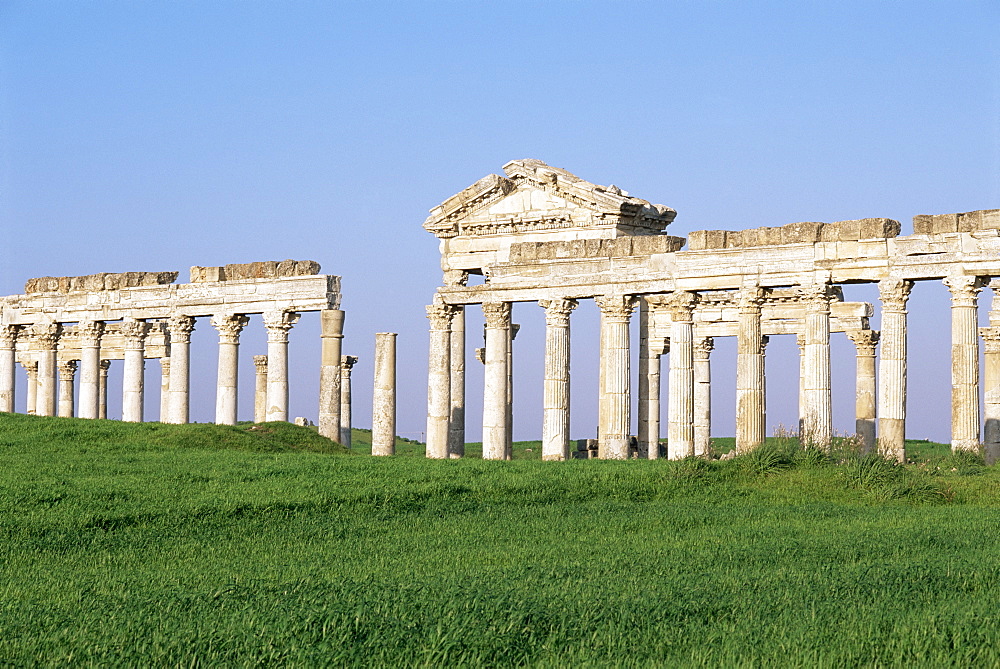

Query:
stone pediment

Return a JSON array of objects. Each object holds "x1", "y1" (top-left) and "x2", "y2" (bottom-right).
[{"x1": 424, "y1": 159, "x2": 675, "y2": 239}]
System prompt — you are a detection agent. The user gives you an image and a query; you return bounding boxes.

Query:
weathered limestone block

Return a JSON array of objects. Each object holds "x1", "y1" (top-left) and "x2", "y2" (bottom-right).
[
  {"x1": 25, "y1": 271, "x2": 177, "y2": 294},
  {"x1": 190, "y1": 260, "x2": 321, "y2": 283},
  {"x1": 781, "y1": 222, "x2": 824, "y2": 245},
  {"x1": 913, "y1": 209, "x2": 1000, "y2": 235}
]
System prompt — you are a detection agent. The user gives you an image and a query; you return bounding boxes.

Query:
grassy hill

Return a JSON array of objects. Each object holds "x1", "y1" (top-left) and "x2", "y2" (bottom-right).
[{"x1": 2, "y1": 412, "x2": 999, "y2": 666}]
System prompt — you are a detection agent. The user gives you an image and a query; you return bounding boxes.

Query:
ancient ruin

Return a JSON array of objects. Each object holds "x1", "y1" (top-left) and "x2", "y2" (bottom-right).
[
  {"x1": 0, "y1": 261, "x2": 350, "y2": 438},
  {"x1": 424, "y1": 159, "x2": 1000, "y2": 463}
]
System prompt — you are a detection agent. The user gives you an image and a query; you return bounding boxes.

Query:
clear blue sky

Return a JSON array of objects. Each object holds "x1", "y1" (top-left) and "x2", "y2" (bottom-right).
[{"x1": 2, "y1": 1, "x2": 998, "y2": 442}]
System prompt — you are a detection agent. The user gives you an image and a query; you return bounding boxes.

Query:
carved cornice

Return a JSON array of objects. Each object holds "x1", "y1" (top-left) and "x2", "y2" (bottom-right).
[
  {"x1": 878, "y1": 279, "x2": 913, "y2": 312},
  {"x1": 595, "y1": 295, "x2": 637, "y2": 321},
  {"x1": 846, "y1": 329, "x2": 880, "y2": 356},
  {"x1": 167, "y1": 315, "x2": 197, "y2": 344},
  {"x1": 943, "y1": 274, "x2": 982, "y2": 308},
  {"x1": 539, "y1": 298, "x2": 578, "y2": 327},
  {"x1": 211, "y1": 314, "x2": 250, "y2": 344},
  {"x1": 341, "y1": 355, "x2": 359, "y2": 371},
  {"x1": 693, "y1": 336, "x2": 715, "y2": 358},
  {"x1": 253, "y1": 355, "x2": 268, "y2": 372},
  {"x1": 263, "y1": 311, "x2": 300, "y2": 342},
  {"x1": 482, "y1": 301, "x2": 512, "y2": 329},
  {"x1": 31, "y1": 323, "x2": 61, "y2": 350},
  {"x1": 426, "y1": 302, "x2": 459, "y2": 329},
  {"x1": 0, "y1": 324, "x2": 19, "y2": 348}
]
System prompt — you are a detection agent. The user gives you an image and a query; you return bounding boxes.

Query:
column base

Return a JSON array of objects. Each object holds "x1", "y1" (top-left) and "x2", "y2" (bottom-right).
[
  {"x1": 855, "y1": 418, "x2": 876, "y2": 454},
  {"x1": 877, "y1": 419, "x2": 905, "y2": 462}
]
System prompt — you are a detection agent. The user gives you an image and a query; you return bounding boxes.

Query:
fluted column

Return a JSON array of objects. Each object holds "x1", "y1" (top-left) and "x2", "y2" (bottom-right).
[
  {"x1": 945, "y1": 274, "x2": 983, "y2": 452},
  {"x1": 121, "y1": 318, "x2": 148, "y2": 423},
  {"x1": 33, "y1": 323, "x2": 61, "y2": 417},
  {"x1": 877, "y1": 279, "x2": 912, "y2": 462},
  {"x1": 318, "y1": 310, "x2": 345, "y2": 439},
  {"x1": 57, "y1": 360, "x2": 77, "y2": 417},
  {"x1": 159, "y1": 358, "x2": 170, "y2": 421},
  {"x1": 539, "y1": 298, "x2": 578, "y2": 460},
  {"x1": 166, "y1": 315, "x2": 196, "y2": 424},
  {"x1": 77, "y1": 321, "x2": 104, "y2": 419},
  {"x1": 340, "y1": 355, "x2": 358, "y2": 447},
  {"x1": 736, "y1": 286, "x2": 766, "y2": 452},
  {"x1": 846, "y1": 329, "x2": 880, "y2": 453},
  {"x1": 98, "y1": 360, "x2": 110, "y2": 419},
  {"x1": 24, "y1": 360, "x2": 38, "y2": 415},
  {"x1": 211, "y1": 314, "x2": 249, "y2": 425},
  {"x1": 253, "y1": 356, "x2": 268, "y2": 423},
  {"x1": 637, "y1": 298, "x2": 664, "y2": 460},
  {"x1": 801, "y1": 282, "x2": 834, "y2": 448},
  {"x1": 0, "y1": 325, "x2": 18, "y2": 413},
  {"x1": 482, "y1": 301, "x2": 512, "y2": 460},
  {"x1": 693, "y1": 336, "x2": 714, "y2": 457},
  {"x1": 263, "y1": 311, "x2": 299, "y2": 423},
  {"x1": 667, "y1": 291, "x2": 698, "y2": 459},
  {"x1": 448, "y1": 306, "x2": 466, "y2": 458},
  {"x1": 371, "y1": 332, "x2": 397, "y2": 456},
  {"x1": 426, "y1": 301, "x2": 457, "y2": 459},
  {"x1": 596, "y1": 295, "x2": 637, "y2": 459},
  {"x1": 981, "y1": 325, "x2": 1000, "y2": 465}
]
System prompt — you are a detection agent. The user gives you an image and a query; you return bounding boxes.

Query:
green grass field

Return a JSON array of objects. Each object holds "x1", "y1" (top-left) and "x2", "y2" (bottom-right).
[{"x1": 2, "y1": 412, "x2": 999, "y2": 666}]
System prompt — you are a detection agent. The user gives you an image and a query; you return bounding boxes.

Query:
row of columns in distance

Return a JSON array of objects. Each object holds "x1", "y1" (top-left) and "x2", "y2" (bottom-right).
[{"x1": 424, "y1": 275, "x2": 998, "y2": 462}]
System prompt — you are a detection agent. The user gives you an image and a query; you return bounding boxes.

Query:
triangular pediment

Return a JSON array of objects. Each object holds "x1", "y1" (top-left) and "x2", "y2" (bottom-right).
[{"x1": 424, "y1": 159, "x2": 676, "y2": 238}]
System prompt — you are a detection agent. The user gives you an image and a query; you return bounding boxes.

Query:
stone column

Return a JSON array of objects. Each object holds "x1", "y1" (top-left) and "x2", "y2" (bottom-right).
[
  {"x1": 263, "y1": 310, "x2": 300, "y2": 423},
  {"x1": 77, "y1": 321, "x2": 104, "y2": 420},
  {"x1": 693, "y1": 336, "x2": 714, "y2": 457},
  {"x1": 595, "y1": 295, "x2": 637, "y2": 459},
  {"x1": 371, "y1": 332, "x2": 397, "y2": 456},
  {"x1": 796, "y1": 333, "x2": 806, "y2": 436},
  {"x1": 121, "y1": 318, "x2": 148, "y2": 423},
  {"x1": 980, "y1": 325, "x2": 1000, "y2": 465},
  {"x1": 166, "y1": 315, "x2": 196, "y2": 424},
  {"x1": 506, "y1": 323, "x2": 519, "y2": 459},
  {"x1": 667, "y1": 292, "x2": 698, "y2": 459},
  {"x1": 846, "y1": 329, "x2": 880, "y2": 453},
  {"x1": 33, "y1": 323, "x2": 61, "y2": 417},
  {"x1": 481, "y1": 302, "x2": 512, "y2": 460},
  {"x1": 448, "y1": 306, "x2": 466, "y2": 458},
  {"x1": 539, "y1": 298, "x2": 578, "y2": 460},
  {"x1": 211, "y1": 314, "x2": 249, "y2": 425},
  {"x1": 23, "y1": 360, "x2": 38, "y2": 415},
  {"x1": 877, "y1": 279, "x2": 913, "y2": 462},
  {"x1": 340, "y1": 355, "x2": 358, "y2": 447},
  {"x1": 98, "y1": 360, "x2": 110, "y2": 419},
  {"x1": 426, "y1": 300, "x2": 457, "y2": 459},
  {"x1": 637, "y1": 298, "x2": 664, "y2": 460},
  {"x1": 736, "y1": 286, "x2": 766, "y2": 452},
  {"x1": 159, "y1": 358, "x2": 170, "y2": 422},
  {"x1": 253, "y1": 356, "x2": 267, "y2": 423},
  {"x1": 57, "y1": 360, "x2": 77, "y2": 418},
  {"x1": 0, "y1": 325, "x2": 18, "y2": 413},
  {"x1": 945, "y1": 274, "x2": 983, "y2": 452},
  {"x1": 318, "y1": 310, "x2": 345, "y2": 439},
  {"x1": 801, "y1": 282, "x2": 834, "y2": 448}
]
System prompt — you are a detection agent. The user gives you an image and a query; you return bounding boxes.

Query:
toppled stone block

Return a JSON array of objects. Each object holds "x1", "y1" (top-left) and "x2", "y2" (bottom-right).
[
  {"x1": 190, "y1": 260, "x2": 321, "y2": 283},
  {"x1": 25, "y1": 271, "x2": 178, "y2": 294}
]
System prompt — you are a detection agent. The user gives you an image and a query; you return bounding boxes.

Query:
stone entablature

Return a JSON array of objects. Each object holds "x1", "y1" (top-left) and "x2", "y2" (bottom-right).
[
  {"x1": 508, "y1": 235, "x2": 686, "y2": 263},
  {"x1": 688, "y1": 218, "x2": 901, "y2": 251}
]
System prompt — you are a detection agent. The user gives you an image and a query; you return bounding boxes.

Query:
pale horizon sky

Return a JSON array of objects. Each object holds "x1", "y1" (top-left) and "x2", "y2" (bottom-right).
[{"x1": 2, "y1": 1, "x2": 998, "y2": 443}]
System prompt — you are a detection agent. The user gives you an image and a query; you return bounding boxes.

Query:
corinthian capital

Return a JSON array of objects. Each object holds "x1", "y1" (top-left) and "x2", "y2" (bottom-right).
[
  {"x1": 426, "y1": 302, "x2": 459, "y2": 329},
  {"x1": 0, "y1": 324, "x2": 19, "y2": 348},
  {"x1": 120, "y1": 318, "x2": 149, "y2": 347},
  {"x1": 664, "y1": 291, "x2": 698, "y2": 321},
  {"x1": 539, "y1": 298, "x2": 578, "y2": 327},
  {"x1": 481, "y1": 301, "x2": 512, "y2": 329},
  {"x1": 211, "y1": 314, "x2": 250, "y2": 344},
  {"x1": 878, "y1": 278, "x2": 913, "y2": 312},
  {"x1": 263, "y1": 310, "x2": 300, "y2": 342},
  {"x1": 31, "y1": 323, "x2": 61, "y2": 350},
  {"x1": 846, "y1": 329, "x2": 880, "y2": 356},
  {"x1": 253, "y1": 355, "x2": 268, "y2": 372},
  {"x1": 595, "y1": 294, "x2": 637, "y2": 321},
  {"x1": 944, "y1": 274, "x2": 982, "y2": 308},
  {"x1": 77, "y1": 320, "x2": 104, "y2": 345},
  {"x1": 167, "y1": 315, "x2": 197, "y2": 344},
  {"x1": 980, "y1": 327, "x2": 1000, "y2": 354},
  {"x1": 799, "y1": 282, "x2": 836, "y2": 311},
  {"x1": 693, "y1": 336, "x2": 715, "y2": 358},
  {"x1": 58, "y1": 359, "x2": 78, "y2": 376},
  {"x1": 738, "y1": 285, "x2": 766, "y2": 313},
  {"x1": 341, "y1": 355, "x2": 359, "y2": 373}
]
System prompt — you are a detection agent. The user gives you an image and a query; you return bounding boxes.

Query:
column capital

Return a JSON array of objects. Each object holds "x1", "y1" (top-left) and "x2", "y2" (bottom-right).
[
  {"x1": 539, "y1": 298, "x2": 578, "y2": 326},
  {"x1": 120, "y1": 318, "x2": 149, "y2": 348},
  {"x1": 595, "y1": 294, "x2": 637, "y2": 321},
  {"x1": 878, "y1": 278, "x2": 913, "y2": 311},
  {"x1": 944, "y1": 274, "x2": 983, "y2": 307},
  {"x1": 263, "y1": 310, "x2": 300, "y2": 342},
  {"x1": 211, "y1": 314, "x2": 250, "y2": 344},
  {"x1": 846, "y1": 329, "x2": 880, "y2": 355},
  {"x1": 31, "y1": 323, "x2": 61, "y2": 350},
  {"x1": 0, "y1": 324, "x2": 19, "y2": 348},
  {"x1": 77, "y1": 320, "x2": 104, "y2": 345},
  {"x1": 22, "y1": 359, "x2": 38, "y2": 375},
  {"x1": 482, "y1": 301, "x2": 512, "y2": 328},
  {"x1": 426, "y1": 302, "x2": 459, "y2": 329},
  {"x1": 341, "y1": 355, "x2": 359, "y2": 371},
  {"x1": 981, "y1": 327, "x2": 1000, "y2": 353},
  {"x1": 58, "y1": 359, "x2": 78, "y2": 375},
  {"x1": 99, "y1": 359, "x2": 111, "y2": 373},
  {"x1": 253, "y1": 355, "x2": 268, "y2": 371},
  {"x1": 738, "y1": 285, "x2": 766, "y2": 314},
  {"x1": 167, "y1": 315, "x2": 197, "y2": 344},
  {"x1": 799, "y1": 282, "x2": 836, "y2": 312},
  {"x1": 663, "y1": 291, "x2": 699, "y2": 322},
  {"x1": 693, "y1": 336, "x2": 715, "y2": 359}
]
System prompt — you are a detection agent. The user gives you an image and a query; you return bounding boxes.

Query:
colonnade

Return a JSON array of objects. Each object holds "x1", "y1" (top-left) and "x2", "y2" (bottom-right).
[{"x1": 425, "y1": 274, "x2": 998, "y2": 462}]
